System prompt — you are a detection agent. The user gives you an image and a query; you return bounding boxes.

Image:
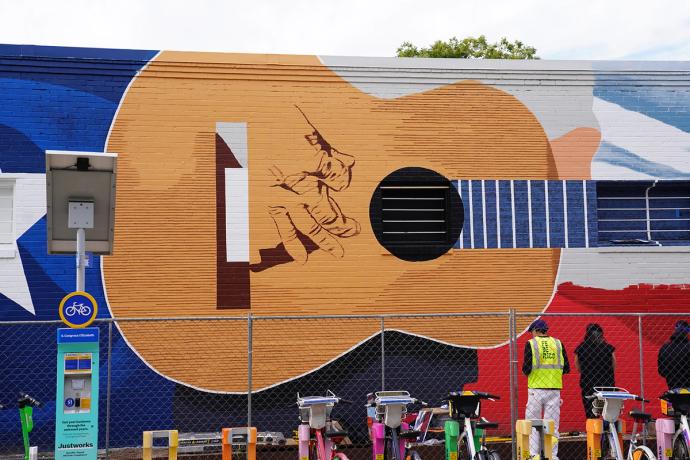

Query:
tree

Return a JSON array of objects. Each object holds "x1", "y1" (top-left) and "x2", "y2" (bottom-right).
[{"x1": 397, "y1": 36, "x2": 538, "y2": 59}]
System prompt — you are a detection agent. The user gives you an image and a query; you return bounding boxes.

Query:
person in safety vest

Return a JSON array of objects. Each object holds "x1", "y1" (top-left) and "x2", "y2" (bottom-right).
[{"x1": 522, "y1": 318, "x2": 570, "y2": 460}]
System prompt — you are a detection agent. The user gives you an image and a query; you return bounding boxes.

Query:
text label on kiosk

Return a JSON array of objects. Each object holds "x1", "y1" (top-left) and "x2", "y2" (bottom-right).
[{"x1": 59, "y1": 292, "x2": 98, "y2": 328}]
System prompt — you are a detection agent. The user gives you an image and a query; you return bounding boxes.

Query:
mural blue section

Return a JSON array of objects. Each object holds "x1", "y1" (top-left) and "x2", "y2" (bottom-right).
[
  {"x1": 499, "y1": 180, "x2": 514, "y2": 248},
  {"x1": 0, "y1": 45, "x2": 169, "y2": 453},
  {"x1": 531, "y1": 180, "x2": 547, "y2": 248},
  {"x1": 593, "y1": 75, "x2": 690, "y2": 135},
  {"x1": 484, "y1": 180, "x2": 498, "y2": 248}
]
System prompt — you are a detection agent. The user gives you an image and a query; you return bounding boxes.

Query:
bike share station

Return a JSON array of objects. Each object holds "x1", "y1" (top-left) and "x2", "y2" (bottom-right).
[{"x1": 46, "y1": 150, "x2": 117, "y2": 460}]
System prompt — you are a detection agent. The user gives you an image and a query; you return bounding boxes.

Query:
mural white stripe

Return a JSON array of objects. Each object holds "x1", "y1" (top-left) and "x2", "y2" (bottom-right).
[
  {"x1": 527, "y1": 179, "x2": 533, "y2": 248},
  {"x1": 481, "y1": 180, "x2": 487, "y2": 248},
  {"x1": 583, "y1": 180, "x2": 589, "y2": 248},
  {"x1": 469, "y1": 180, "x2": 475, "y2": 249},
  {"x1": 496, "y1": 179, "x2": 501, "y2": 249},
  {"x1": 510, "y1": 180, "x2": 516, "y2": 248},
  {"x1": 545, "y1": 180, "x2": 550, "y2": 248},
  {"x1": 563, "y1": 181, "x2": 569, "y2": 248}
]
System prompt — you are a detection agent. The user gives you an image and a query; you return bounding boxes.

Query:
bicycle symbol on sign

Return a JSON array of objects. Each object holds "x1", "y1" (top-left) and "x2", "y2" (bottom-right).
[{"x1": 65, "y1": 302, "x2": 92, "y2": 317}]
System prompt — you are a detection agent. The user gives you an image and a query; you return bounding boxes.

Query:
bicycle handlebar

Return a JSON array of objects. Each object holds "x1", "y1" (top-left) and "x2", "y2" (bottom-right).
[
  {"x1": 18, "y1": 392, "x2": 42, "y2": 408},
  {"x1": 584, "y1": 393, "x2": 648, "y2": 403}
]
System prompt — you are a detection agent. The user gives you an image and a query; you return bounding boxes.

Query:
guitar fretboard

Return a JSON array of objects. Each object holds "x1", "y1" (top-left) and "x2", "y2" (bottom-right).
[{"x1": 453, "y1": 180, "x2": 598, "y2": 249}]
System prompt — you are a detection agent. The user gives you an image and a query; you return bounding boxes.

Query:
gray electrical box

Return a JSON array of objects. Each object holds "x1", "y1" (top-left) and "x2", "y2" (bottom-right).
[{"x1": 68, "y1": 201, "x2": 95, "y2": 229}]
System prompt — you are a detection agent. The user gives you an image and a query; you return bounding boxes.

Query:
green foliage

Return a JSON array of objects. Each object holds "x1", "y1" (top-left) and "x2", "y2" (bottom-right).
[{"x1": 397, "y1": 36, "x2": 538, "y2": 59}]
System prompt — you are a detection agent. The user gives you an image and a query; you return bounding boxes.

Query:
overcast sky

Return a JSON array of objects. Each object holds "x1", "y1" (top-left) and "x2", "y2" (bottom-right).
[{"x1": 1, "y1": 0, "x2": 690, "y2": 60}]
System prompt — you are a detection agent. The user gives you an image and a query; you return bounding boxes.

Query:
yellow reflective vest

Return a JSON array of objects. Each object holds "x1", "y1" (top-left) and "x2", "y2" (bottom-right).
[{"x1": 528, "y1": 336, "x2": 565, "y2": 389}]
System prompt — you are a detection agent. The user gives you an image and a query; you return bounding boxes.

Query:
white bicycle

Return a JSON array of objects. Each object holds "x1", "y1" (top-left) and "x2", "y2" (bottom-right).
[
  {"x1": 65, "y1": 302, "x2": 91, "y2": 317},
  {"x1": 587, "y1": 387, "x2": 656, "y2": 460}
]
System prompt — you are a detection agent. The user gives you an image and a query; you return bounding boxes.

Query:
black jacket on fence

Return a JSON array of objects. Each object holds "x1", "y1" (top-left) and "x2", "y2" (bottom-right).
[{"x1": 657, "y1": 332, "x2": 690, "y2": 390}]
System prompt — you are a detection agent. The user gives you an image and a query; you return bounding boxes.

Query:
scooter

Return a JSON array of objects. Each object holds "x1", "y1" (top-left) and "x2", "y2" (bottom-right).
[{"x1": 18, "y1": 392, "x2": 42, "y2": 460}]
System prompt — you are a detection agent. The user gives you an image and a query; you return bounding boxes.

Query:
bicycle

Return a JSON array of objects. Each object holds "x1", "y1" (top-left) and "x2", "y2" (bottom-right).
[
  {"x1": 586, "y1": 387, "x2": 655, "y2": 460},
  {"x1": 296, "y1": 391, "x2": 350, "y2": 460},
  {"x1": 65, "y1": 302, "x2": 91, "y2": 317},
  {"x1": 367, "y1": 391, "x2": 426, "y2": 460},
  {"x1": 442, "y1": 390, "x2": 501, "y2": 460},
  {"x1": 656, "y1": 388, "x2": 690, "y2": 460}
]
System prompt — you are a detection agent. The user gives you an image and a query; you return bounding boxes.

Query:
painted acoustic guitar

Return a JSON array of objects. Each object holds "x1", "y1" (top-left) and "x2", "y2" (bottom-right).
[{"x1": 103, "y1": 52, "x2": 599, "y2": 392}]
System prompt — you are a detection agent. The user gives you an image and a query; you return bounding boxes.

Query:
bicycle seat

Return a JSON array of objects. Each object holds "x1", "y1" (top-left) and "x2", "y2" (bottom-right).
[
  {"x1": 399, "y1": 430, "x2": 421, "y2": 439},
  {"x1": 476, "y1": 421, "x2": 499, "y2": 430},
  {"x1": 629, "y1": 410, "x2": 652, "y2": 422},
  {"x1": 325, "y1": 430, "x2": 348, "y2": 438}
]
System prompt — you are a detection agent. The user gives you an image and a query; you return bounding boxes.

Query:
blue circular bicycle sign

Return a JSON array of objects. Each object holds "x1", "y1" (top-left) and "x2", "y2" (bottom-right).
[{"x1": 59, "y1": 291, "x2": 98, "y2": 328}]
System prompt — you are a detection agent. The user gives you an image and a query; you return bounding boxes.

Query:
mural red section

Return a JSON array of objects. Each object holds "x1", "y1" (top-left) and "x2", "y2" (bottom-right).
[{"x1": 471, "y1": 283, "x2": 690, "y2": 432}]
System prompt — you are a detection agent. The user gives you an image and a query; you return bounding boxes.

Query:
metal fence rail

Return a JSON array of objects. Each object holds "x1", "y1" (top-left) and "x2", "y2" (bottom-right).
[{"x1": 0, "y1": 311, "x2": 688, "y2": 459}]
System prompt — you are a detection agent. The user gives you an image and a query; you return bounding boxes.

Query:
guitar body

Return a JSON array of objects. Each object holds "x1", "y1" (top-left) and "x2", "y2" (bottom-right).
[{"x1": 104, "y1": 52, "x2": 562, "y2": 391}]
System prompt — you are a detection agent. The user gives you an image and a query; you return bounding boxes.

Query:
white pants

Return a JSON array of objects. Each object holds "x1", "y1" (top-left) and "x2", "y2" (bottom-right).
[{"x1": 526, "y1": 388, "x2": 561, "y2": 460}]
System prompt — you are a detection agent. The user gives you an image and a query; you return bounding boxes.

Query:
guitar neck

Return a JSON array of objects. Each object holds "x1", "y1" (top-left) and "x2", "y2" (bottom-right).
[{"x1": 454, "y1": 180, "x2": 597, "y2": 250}]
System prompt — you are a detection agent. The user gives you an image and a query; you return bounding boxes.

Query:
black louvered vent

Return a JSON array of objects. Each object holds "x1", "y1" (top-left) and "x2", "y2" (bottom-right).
[
  {"x1": 370, "y1": 167, "x2": 463, "y2": 262},
  {"x1": 381, "y1": 185, "x2": 449, "y2": 244}
]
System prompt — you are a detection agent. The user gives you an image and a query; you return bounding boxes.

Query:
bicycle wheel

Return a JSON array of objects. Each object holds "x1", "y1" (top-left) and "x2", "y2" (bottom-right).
[
  {"x1": 458, "y1": 433, "x2": 470, "y2": 460},
  {"x1": 631, "y1": 446, "x2": 656, "y2": 460},
  {"x1": 673, "y1": 435, "x2": 690, "y2": 460},
  {"x1": 406, "y1": 450, "x2": 422, "y2": 460},
  {"x1": 601, "y1": 431, "x2": 615, "y2": 460},
  {"x1": 386, "y1": 433, "x2": 399, "y2": 460}
]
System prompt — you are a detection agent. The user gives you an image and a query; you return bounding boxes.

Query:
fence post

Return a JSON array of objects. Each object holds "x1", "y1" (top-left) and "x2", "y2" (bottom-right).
[
  {"x1": 247, "y1": 313, "x2": 253, "y2": 428},
  {"x1": 638, "y1": 315, "x2": 645, "y2": 413},
  {"x1": 509, "y1": 309, "x2": 518, "y2": 460},
  {"x1": 380, "y1": 316, "x2": 385, "y2": 391},
  {"x1": 105, "y1": 321, "x2": 113, "y2": 459}
]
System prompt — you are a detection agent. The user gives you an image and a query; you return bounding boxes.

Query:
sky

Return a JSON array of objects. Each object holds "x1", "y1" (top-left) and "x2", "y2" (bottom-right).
[{"x1": 1, "y1": 0, "x2": 690, "y2": 60}]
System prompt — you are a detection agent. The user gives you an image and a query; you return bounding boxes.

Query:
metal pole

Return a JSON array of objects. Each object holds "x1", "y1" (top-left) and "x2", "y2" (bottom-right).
[
  {"x1": 247, "y1": 313, "x2": 253, "y2": 428},
  {"x1": 105, "y1": 322, "x2": 113, "y2": 459},
  {"x1": 509, "y1": 309, "x2": 518, "y2": 460},
  {"x1": 638, "y1": 315, "x2": 645, "y2": 413},
  {"x1": 76, "y1": 227, "x2": 86, "y2": 291},
  {"x1": 380, "y1": 317, "x2": 385, "y2": 391}
]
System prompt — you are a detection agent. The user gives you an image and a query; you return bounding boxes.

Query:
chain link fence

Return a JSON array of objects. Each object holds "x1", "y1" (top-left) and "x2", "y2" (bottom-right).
[{"x1": 0, "y1": 312, "x2": 688, "y2": 459}]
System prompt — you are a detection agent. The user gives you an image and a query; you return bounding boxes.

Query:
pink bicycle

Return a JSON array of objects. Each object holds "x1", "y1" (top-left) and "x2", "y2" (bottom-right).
[
  {"x1": 297, "y1": 391, "x2": 351, "y2": 460},
  {"x1": 367, "y1": 391, "x2": 427, "y2": 460}
]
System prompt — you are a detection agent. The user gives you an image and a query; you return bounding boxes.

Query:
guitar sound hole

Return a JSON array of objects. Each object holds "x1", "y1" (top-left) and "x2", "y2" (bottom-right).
[{"x1": 370, "y1": 167, "x2": 463, "y2": 261}]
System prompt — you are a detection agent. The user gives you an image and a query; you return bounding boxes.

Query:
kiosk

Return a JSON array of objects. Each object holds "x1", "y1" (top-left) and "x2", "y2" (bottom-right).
[{"x1": 55, "y1": 327, "x2": 99, "y2": 459}]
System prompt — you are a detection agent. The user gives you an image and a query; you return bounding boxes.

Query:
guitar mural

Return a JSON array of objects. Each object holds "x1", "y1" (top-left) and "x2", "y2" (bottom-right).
[{"x1": 102, "y1": 52, "x2": 588, "y2": 392}]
